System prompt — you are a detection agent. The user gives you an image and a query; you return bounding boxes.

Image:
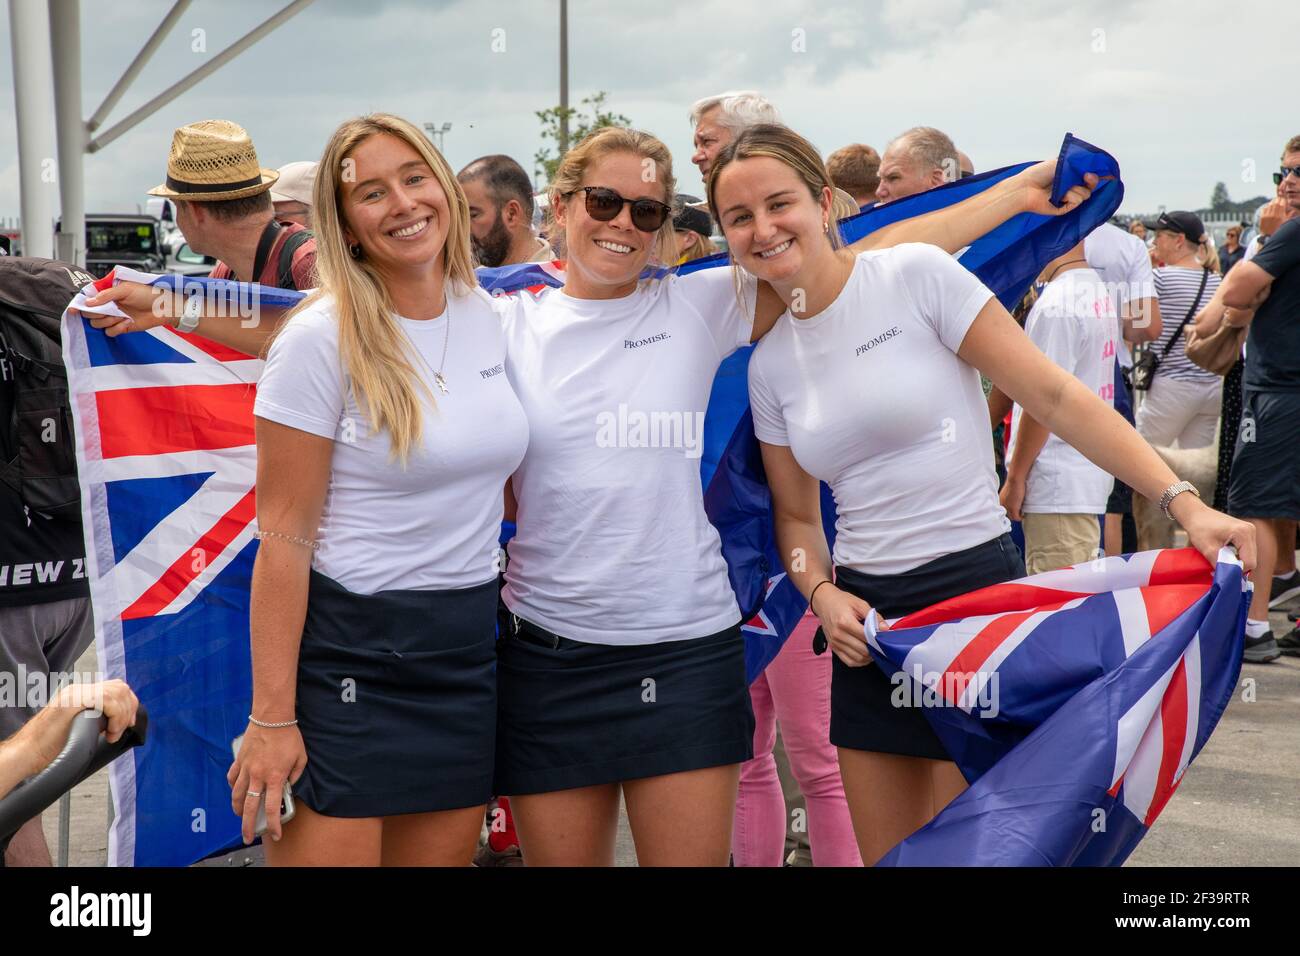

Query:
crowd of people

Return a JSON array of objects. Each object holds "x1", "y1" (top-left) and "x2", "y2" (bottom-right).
[{"x1": 2, "y1": 88, "x2": 1296, "y2": 868}]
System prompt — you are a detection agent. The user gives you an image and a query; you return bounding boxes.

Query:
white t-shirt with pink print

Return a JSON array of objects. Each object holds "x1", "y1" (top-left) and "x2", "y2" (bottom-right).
[{"x1": 1008, "y1": 266, "x2": 1119, "y2": 514}]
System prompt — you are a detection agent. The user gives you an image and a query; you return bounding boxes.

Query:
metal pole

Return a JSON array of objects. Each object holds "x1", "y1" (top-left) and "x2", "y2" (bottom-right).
[
  {"x1": 50, "y1": 0, "x2": 86, "y2": 266},
  {"x1": 9, "y1": 0, "x2": 58, "y2": 258},
  {"x1": 88, "y1": 0, "x2": 316, "y2": 153},
  {"x1": 558, "y1": 0, "x2": 569, "y2": 154},
  {"x1": 87, "y1": 0, "x2": 193, "y2": 133}
]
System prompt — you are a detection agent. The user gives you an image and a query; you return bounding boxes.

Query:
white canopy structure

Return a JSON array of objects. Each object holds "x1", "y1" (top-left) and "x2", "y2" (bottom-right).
[{"x1": 7, "y1": 0, "x2": 315, "y2": 262}]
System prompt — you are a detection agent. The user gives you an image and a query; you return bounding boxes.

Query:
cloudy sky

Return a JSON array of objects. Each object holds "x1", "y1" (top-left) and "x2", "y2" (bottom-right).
[{"x1": 0, "y1": 0, "x2": 1289, "y2": 224}]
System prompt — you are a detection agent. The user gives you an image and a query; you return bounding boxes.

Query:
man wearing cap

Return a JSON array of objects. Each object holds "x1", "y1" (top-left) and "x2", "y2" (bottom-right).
[
  {"x1": 148, "y1": 120, "x2": 316, "y2": 291},
  {"x1": 456, "y1": 155, "x2": 552, "y2": 268},
  {"x1": 671, "y1": 195, "x2": 716, "y2": 264},
  {"x1": 269, "y1": 161, "x2": 317, "y2": 230},
  {"x1": 1197, "y1": 134, "x2": 1300, "y2": 657}
]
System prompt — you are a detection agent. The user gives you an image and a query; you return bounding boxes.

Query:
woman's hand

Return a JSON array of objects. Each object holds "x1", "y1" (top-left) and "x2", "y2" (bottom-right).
[
  {"x1": 227, "y1": 721, "x2": 307, "y2": 845},
  {"x1": 1014, "y1": 160, "x2": 1102, "y2": 218},
  {"x1": 812, "y1": 585, "x2": 886, "y2": 668},
  {"x1": 70, "y1": 282, "x2": 177, "y2": 337},
  {"x1": 1171, "y1": 496, "x2": 1257, "y2": 572}
]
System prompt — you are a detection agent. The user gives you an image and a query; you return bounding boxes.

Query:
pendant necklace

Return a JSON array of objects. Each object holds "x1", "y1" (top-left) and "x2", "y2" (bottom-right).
[{"x1": 404, "y1": 298, "x2": 451, "y2": 395}]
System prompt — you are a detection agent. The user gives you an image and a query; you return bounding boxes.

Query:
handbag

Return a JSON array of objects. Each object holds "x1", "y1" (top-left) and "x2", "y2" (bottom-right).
[
  {"x1": 1131, "y1": 267, "x2": 1209, "y2": 391},
  {"x1": 1185, "y1": 310, "x2": 1249, "y2": 377}
]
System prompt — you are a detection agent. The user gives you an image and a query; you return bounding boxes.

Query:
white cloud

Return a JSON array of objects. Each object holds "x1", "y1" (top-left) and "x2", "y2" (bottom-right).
[{"x1": 0, "y1": 0, "x2": 1287, "y2": 232}]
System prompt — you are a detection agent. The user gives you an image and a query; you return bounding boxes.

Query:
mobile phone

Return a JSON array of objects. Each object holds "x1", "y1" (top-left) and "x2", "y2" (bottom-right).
[{"x1": 231, "y1": 734, "x2": 297, "y2": 835}]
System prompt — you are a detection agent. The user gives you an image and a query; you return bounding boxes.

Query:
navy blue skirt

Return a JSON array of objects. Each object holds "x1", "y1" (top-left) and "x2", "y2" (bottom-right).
[
  {"x1": 291, "y1": 570, "x2": 498, "y2": 817},
  {"x1": 494, "y1": 616, "x2": 754, "y2": 796},
  {"x1": 830, "y1": 534, "x2": 1025, "y2": 760}
]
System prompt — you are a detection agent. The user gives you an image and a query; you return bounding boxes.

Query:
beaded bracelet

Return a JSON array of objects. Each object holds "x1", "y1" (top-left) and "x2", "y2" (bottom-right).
[{"x1": 255, "y1": 529, "x2": 320, "y2": 551}]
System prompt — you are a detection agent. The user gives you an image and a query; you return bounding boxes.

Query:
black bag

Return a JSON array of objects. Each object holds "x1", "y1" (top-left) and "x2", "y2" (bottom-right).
[
  {"x1": 1131, "y1": 267, "x2": 1209, "y2": 392},
  {"x1": 0, "y1": 256, "x2": 96, "y2": 520}
]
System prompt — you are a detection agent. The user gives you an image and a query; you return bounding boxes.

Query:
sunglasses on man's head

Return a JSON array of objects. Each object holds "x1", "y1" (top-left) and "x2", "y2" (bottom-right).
[
  {"x1": 1273, "y1": 165, "x2": 1300, "y2": 186},
  {"x1": 566, "y1": 186, "x2": 672, "y2": 232}
]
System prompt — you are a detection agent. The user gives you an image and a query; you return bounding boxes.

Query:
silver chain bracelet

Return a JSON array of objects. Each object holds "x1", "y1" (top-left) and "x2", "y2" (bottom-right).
[{"x1": 249, "y1": 715, "x2": 298, "y2": 729}]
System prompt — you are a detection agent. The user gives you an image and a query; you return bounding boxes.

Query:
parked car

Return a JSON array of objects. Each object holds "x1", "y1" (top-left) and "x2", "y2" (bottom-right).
[
  {"x1": 164, "y1": 235, "x2": 217, "y2": 277},
  {"x1": 58, "y1": 214, "x2": 166, "y2": 278}
]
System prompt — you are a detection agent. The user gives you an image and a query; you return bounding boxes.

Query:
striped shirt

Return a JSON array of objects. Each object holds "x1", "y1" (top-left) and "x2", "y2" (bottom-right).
[{"x1": 1151, "y1": 266, "x2": 1220, "y2": 383}]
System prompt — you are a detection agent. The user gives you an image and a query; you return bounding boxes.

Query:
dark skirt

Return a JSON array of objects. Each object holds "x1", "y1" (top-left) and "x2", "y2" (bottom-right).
[
  {"x1": 291, "y1": 570, "x2": 498, "y2": 817},
  {"x1": 829, "y1": 533, "x2": 1025, "y2": 760},
  {"x1": 494, "y1": 617, "x2": 754, "y2": 796}
]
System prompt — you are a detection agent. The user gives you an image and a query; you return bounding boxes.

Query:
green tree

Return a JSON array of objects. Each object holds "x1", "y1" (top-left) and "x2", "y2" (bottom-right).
[
  {"x1": 534, "y1": 92, "x2": 631, "y2": 185},
  {"x1": 1210, "y1": 181, "x2": 1231, "y2": 210}
]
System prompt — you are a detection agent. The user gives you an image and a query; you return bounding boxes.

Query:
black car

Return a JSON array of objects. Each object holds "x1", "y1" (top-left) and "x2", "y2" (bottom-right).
[{"x1": 56, "y1": 214, "x2": 166, "y2": 278}]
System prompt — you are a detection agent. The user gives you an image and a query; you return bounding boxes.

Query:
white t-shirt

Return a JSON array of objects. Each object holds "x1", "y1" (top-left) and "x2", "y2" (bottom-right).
[
  {"x1": 1085, "y1": 223, "x2": 1155, "y2": 368},
  {"x1": 748, "y1": 243, "x2": 1008, "y2": 576},
  {"x1": 1007, "y1": 267, "x2": 1118, "y2": 514},
  {"x1": 499, "y1": 267, "x2": 757, "y2": 645},
  {"x1": 254, "y1": 287, "x2": 529, "y2": 594}
]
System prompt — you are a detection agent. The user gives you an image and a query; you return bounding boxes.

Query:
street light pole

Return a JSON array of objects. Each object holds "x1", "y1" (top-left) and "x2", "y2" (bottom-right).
[
  {"x1": 423, "y1": 122, "x2": 451, "y2": 155},
  {"x1": 559, "y1": 0, "x2": 569, "y2": 154}
]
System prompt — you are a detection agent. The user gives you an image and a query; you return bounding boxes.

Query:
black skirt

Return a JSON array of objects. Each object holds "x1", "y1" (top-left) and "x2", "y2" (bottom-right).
[
  {"x1": 829, "y1": 534, "x2": 1025, "y2": 760},
  {"x1": 291, "y1": 570, "x2": 498, "y2": 817},
  {"x1": 494, "y1": 617, "x2": 754, "y2": 796}
]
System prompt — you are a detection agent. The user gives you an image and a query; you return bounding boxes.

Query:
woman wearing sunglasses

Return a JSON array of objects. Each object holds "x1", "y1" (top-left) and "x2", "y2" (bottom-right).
[{"x1": 707, "y1": 124, "x2": 1257, "y2": 865}]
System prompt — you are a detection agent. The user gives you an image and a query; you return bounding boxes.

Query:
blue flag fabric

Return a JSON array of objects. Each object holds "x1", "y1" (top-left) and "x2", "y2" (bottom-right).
[
  {"x1": 862, "y1": 548, "x2": 1247, "y2": 866},
  {"x1": 63, "y1": 134, "x2": 1128, "y2": 866}
]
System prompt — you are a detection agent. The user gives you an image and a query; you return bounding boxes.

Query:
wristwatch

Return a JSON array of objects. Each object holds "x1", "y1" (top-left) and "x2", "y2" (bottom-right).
[
  {"x1": 176, "y1": 293, "x2": 203, "y2": 333},
  {"x1": 1159, "y1": 480, "x2": 1200, "y2": 520}
]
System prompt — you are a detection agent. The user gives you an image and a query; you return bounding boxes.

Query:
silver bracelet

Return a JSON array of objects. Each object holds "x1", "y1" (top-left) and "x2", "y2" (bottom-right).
[
  {"x1": 255, "y1": 529, "x2": 320, "y2": 551},
  {"x1": 1158, "y1": 480, "x2": 1200, "y2": 520},
  {"x1": 249, "y1": 714, "x2": 298, "y2": 729}
]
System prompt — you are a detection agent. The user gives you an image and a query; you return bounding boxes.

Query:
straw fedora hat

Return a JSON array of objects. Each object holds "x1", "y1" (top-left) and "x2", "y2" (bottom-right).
[{"x1": 147, "y1": 120, "x2": 279, "y2": 201}]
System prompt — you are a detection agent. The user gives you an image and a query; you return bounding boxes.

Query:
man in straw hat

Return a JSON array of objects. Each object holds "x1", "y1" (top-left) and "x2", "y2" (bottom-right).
[{"x1": 148, "y1": 120, "x2": 316, "y2": 291}]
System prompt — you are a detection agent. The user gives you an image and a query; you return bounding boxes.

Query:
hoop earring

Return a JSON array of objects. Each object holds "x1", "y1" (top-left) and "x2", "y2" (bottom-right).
[{"x1": 349, "y1": 243, "x2": 362, "y2": 259}]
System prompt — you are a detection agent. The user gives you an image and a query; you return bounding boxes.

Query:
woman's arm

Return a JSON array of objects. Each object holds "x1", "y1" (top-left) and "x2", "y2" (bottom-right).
[
  {"x1": 760, "y1": 441, "x2": 881, "y2": 667},
  {"x1": 749, "y1": 160, "x2": 1101, "y2": 339},
  {"x1": 851, "y1": 162, "x2": 1100, "y2": 255},
  {"x1": 957, "y1": 298, "x2": 1257, "y2": 568},
  {"x1": 227, "y1": 417, "x2": 332, "y2": 843},
  {"x1": 73, "y1": 282, "x2": 296, "y2": 356}
]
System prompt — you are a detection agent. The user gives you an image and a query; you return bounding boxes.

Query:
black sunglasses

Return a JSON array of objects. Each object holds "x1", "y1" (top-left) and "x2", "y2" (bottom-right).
[
  {"x1": 565, "y1": 186, "x2": 672, "y2": 232},
  {"x1": 1273, "y1": 165, "x2": 1300, "y2": 186}
]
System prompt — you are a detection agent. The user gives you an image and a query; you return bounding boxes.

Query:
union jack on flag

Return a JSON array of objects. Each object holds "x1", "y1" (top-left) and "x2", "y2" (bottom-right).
[
  {"x1": 63, "y1": 267, "x2": 302, "y2": 866},
  {"x1": 867, "y1": 547, "x2": 1249, "y2": 866}
]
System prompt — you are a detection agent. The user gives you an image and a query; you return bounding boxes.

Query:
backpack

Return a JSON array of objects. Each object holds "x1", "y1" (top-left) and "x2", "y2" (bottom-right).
[{"x1": 0, "y1": 256, "x2": 94, "y2": 520}]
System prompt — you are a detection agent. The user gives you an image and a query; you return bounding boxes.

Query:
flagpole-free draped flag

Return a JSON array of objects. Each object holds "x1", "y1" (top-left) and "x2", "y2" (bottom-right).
[
  {"x1": 65, "y1": 134, "x2": 1121, "y2": 865},
  {"x1": 868, "y1": 547, "x2": 1248, "y2": 866}
]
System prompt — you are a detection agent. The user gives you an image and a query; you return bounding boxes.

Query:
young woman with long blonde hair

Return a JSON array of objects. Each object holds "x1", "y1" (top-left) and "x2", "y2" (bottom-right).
[{"x1": 224, "y1": 113, "x2": 529, "y2": 866}]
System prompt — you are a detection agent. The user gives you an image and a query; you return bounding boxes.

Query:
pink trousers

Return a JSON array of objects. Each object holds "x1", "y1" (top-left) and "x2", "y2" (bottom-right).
[{"x1": 731, "y1": 611, "x2": 863, "y2": 867}]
